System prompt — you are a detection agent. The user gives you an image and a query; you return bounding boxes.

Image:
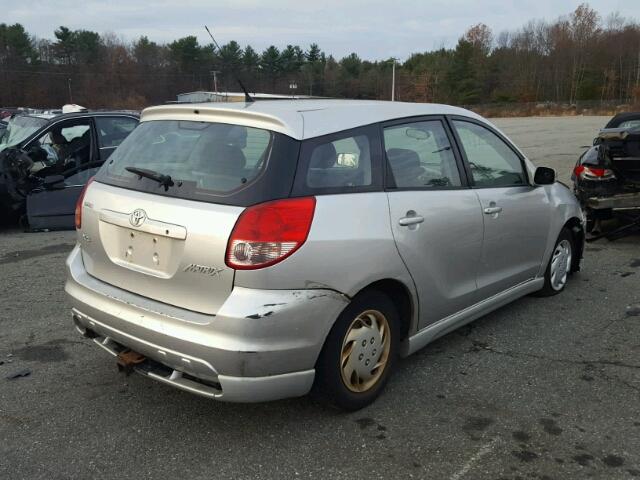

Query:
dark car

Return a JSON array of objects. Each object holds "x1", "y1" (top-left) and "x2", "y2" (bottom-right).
[
  {"x1": 0, "y1": 111, "x2": 139, "y2": 229},
  {"x1": 572, "y1": 112, "x2": 640, "y2": 231}
]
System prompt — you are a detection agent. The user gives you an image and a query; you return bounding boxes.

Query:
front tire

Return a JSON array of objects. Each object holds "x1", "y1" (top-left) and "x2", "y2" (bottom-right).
[
  {"x1": 536, "y1": 228, "x2": 574, "y2": 297},
  {"x1": 315, "y1": 290, "x2": 399, "y2": 411}
]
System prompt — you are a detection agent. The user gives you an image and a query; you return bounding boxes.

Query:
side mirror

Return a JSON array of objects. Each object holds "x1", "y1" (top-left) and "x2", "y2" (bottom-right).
[
  {"x1": 43, "y1": 175, "x2": 65, "y2": 188},
  {"x1": 534, "y1": 166, "x2": 555, "y2": 185}
]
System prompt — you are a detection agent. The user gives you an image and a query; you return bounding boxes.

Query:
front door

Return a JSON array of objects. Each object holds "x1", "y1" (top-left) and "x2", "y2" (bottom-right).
[
  {"x1": 383, "y1": 117, "x2": 484, "y2": 328},
  {"x1": 26, "y1": 115, "x2": 139, "y2": 229},
  {"x1": 451, "y1": 119, "x2": 551, "y2": 297},
  {"x1": 25, "y1": 117, "x2": 96, "y2": 229}
]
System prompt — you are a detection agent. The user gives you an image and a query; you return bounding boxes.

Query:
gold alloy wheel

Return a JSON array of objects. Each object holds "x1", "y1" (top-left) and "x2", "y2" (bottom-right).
[{"x1": 340, "y1": 309, "x2": 391, "y2": 393}]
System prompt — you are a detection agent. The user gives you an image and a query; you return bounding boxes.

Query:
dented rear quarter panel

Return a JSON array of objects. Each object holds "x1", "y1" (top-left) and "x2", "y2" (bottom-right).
[{"x1": 233, "y1": 192, "x2": 419, "y2": 330}]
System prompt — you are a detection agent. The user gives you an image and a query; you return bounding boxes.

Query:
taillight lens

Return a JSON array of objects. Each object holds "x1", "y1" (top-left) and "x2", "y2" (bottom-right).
[
  {"x1": 226, "y1": 197, "x2": 316, "y2": 270},
  {"x1": 75, "y1": 177, "x2": 94, "y2": 230},
  {"x1": 573, "y1": 165, "x2": 615, "y2": 180}
]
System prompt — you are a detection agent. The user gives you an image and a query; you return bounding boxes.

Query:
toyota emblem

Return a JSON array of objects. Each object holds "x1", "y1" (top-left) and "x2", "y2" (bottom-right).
[{"x1": 130, "y1": 209, "x2": 147, "y2": 227}]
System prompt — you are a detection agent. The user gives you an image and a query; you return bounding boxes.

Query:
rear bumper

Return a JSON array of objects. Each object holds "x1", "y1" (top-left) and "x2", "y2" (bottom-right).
[
  {"x1": 574, "y1": 178, "x2": 619, "y2": 202},
  {"x1": 586, "y1": 191, "x2": 640, "y2": 210},
  {"x1": 65, "y1": 245, "x2": 349, "y2": 402}
]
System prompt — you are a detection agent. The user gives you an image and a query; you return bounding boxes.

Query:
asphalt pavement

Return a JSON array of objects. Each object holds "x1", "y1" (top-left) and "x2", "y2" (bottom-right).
[{"x1": 1, "y1": 115, "x2": 639, "y2": 480}]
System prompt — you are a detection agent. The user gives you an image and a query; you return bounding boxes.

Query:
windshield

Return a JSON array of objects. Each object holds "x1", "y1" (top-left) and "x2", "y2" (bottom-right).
[
  {"x1": 100, "y1": 120, "x2": 280, "y2": 203},
  {"x1": 0, "y1": 115, "x2": 49, "y2": 152}
]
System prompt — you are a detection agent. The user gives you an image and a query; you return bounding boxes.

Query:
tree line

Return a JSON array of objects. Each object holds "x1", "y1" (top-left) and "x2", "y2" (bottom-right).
[{"x1": 0, "y1": 3, "x2": 639, "y2": 110}]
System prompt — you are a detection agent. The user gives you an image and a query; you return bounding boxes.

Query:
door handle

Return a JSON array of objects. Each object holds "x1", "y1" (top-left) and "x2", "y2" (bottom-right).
[
  {"x1": 399, "y1": 215, "x2": 425, "y2": 226},
  {"x1": 483, "y1": 206, "x2": 503, "y2": 215}
]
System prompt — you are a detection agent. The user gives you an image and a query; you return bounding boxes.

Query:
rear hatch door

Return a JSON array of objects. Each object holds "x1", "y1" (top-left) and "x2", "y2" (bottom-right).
[
  {"x1": 79, "y1": 116, "x2": 298, "y2": 314},
  {"x1": 81, "y1": 181, "x2": 241, "y2": 315}
]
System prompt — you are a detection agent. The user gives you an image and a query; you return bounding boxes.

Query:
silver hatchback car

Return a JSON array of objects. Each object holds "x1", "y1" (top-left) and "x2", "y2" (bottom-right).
[{"x1": 66, "y1": 100, "x2": 584, "y2": 410}]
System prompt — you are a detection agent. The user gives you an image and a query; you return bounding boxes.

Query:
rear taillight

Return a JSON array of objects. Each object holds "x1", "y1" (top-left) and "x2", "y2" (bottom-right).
[
  {"x1": 226, "y1": 197, "x2": 316, "y2": 270},
  {"x1": 75, "y1": 177, "x2": 94, "y2": 230},
  {"x1": 573, "y1": 165, "x2": 615, "y2": 180}
]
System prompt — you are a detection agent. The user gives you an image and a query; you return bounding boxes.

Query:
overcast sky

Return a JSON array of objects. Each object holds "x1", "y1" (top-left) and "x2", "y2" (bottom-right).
[{"x1": 4, "y1": 0, "x2": 640, "y2": 60}]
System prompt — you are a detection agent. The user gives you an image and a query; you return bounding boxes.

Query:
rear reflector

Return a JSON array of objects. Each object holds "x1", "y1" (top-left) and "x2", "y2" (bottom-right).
[
  {"x1": 226, "y1": 197, "x2": 316, "y2": 270},
  {"x1": 75, "y1": 177, "x2": 94, "y2": 230}
]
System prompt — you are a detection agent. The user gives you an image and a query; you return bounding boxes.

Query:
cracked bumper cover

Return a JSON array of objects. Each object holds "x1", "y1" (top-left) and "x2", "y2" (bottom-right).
[
  {"x1": 65, "y1": 245, "x2": 350, "y2": 402},
  {"x1": 586, "y1": 191, "x2": 640, "y2": 210}
]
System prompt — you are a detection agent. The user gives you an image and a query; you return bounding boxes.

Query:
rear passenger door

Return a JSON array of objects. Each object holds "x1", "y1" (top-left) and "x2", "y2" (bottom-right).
[
  {"x1": 450, "y1": 118, "x2": 551, "y2": 297},
  {"x1": 383, "y1": 117, "x2": 484, "y2": 328}
]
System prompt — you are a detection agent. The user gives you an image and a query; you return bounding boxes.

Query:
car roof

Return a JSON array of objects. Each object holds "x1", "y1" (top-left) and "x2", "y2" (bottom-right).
[{"x1": 140, "y1": 99, "x2": 485, "y2": 140}]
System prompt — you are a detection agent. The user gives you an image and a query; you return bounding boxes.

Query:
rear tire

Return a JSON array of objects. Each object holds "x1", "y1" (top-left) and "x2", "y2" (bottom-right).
[
  {"x1": 314, "y1": 290, "x2": 399, "y2": 411},
  {"x1": 536, "y1": 228, "x2": 574, "y2": 297}
]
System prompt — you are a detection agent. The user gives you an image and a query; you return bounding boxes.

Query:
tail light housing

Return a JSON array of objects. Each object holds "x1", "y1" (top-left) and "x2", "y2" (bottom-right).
[
  {"x1": 573, "y1": 165, "x2": 615, "y2": 180},
  {"x1": 226, "y1": 197, "x2": 316, "y2": 270},
  {"x1": 75, "y1": 177, "x2": 94, "y2": 230}
]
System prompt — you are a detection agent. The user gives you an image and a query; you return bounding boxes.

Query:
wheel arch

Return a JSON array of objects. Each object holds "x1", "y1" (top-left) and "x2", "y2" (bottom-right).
[
  {"x1": 351, "y1": 278, "x2": 416, "y2": 343},
  {"x1": 541, "y1": 183, "x2": 585, "y2": 277},
  {"x1": 313, "y1": 276, "x2": 417, "y2": 384}
]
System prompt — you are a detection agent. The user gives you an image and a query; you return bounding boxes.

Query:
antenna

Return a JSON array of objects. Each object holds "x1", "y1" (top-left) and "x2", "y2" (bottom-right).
[{"x1": 204, "y1": 25, "x2": 254, "y2": 103}]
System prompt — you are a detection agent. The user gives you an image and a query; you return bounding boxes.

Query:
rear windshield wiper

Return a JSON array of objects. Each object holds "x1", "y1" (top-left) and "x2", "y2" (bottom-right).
[{"x1": 125, "y1": 166, "x2": 174, "y2": 191}]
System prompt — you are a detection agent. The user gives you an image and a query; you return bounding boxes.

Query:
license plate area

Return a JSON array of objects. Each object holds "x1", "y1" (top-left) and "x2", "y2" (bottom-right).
[
  {"x1": 123, "y1": 228, "x2": 170, "y2": 269},
  {"x1": 99, "y1": 222, "x2": 185, "y2": 278}
]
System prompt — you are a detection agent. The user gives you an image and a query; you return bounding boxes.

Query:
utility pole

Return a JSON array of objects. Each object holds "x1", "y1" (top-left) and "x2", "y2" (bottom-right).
[
  {"x1": 210, "y1": 70, "x2": 220, "y2": 93},
  {"x1": 67, "y1": 78, "x2": 73, "y2": 103},
  {"x1": 391, "y1": 60, "x2": 396, "y2": 101},
  {"x1": 390, "y1": 58, "x2": 398, "y2": 101}
]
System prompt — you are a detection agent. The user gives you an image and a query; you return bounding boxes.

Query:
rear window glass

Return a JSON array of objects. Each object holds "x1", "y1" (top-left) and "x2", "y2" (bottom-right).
[
  {"x1": 383, "y1": 120, "x2": 461, "y2": 188},
  {"x1": 100, "y1": 120, "x2": 272, "y2": 197}
]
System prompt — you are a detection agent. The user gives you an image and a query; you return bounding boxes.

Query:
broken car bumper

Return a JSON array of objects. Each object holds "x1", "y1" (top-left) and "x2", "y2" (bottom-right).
[
  {"x1": 65, "y1": 245, "x2": 350, "y2": 402},
  {"x1": 586, "y1": 192, "x2": 640, "y2": 210}
]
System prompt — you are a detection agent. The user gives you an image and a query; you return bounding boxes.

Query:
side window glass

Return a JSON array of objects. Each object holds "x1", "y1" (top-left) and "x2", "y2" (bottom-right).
[
  {"x1": 619, "y1": 119, "x2": 640, "y2": 130},
  {"x1": 453, "y1": 120, "x2": 525, "y2": 187},
  {"x1": 29, "y1": 119, "x2": 92, "y2": 175},
  {"x1": 95, "y1": 116, "x2": 138, "y2": 148},
  {"x1": 306, "y1": 134, "x2": 372, "y2": 189},
  {"x1": 31, "y1": 131, "x2": 58, "y2": 165},
  {"x1": 384, "y1": 120, "x2": 461, "y2": 188}
]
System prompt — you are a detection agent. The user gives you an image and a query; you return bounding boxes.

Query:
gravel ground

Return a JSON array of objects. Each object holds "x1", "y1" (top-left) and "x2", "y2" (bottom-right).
[{"x1": 1, "y1": 116, "x2": 639, "y2": 480}]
